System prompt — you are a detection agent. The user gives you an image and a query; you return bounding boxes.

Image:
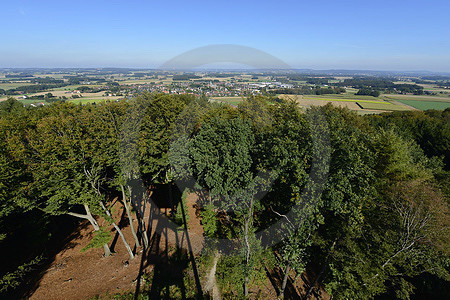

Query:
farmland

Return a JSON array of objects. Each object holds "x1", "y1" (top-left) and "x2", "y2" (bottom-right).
[
  {"x1": 210, "y1": 96, "x2": 243, "y2": 106},
  {"x1": 0, "y1": 82, "x2": 35, "y2": 90},
  {"x1": 1, "y1": 69, "x2": 449, "y2": 114},
  {"x1": 278, "y1": 94, "x2": 414, "y2": 113},
  {"x1": 356, "y1": 101, "x2": 410, "y2": 111},
  {"x1": 394, "y1": 100, "x2": 450, "y2": 110}
]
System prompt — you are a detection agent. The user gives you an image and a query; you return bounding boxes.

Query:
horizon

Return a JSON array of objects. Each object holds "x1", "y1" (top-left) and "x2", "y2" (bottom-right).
[
  {"x1": 1, "y1": 67, "x2": 449, "y2": 76},
  {"x1": 1, "y1": 1, "x2": 449, "y2": 72}
]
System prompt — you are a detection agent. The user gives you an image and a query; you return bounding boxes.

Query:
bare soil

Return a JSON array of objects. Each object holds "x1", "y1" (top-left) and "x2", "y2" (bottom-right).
[
  {"x1": 28, "y1": 193, "x2": 327, "y2": 299},
  {"x1": 29, "y1": 193, "x2": 205, "y2": 300}
]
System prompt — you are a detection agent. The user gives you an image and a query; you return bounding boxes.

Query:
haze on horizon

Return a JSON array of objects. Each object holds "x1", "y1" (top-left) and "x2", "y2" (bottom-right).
[{"x1": 1, "y1": 0, "x2": 449, "y2": 72}]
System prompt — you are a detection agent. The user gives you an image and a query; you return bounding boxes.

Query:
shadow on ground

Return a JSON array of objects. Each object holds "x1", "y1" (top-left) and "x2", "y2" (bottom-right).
[
  {"x1": 0, "y1": 211, "x2": 88, "y2": 299},
  {"x1": 133, "y1": 184, "x2": 203, "y2": 299}
]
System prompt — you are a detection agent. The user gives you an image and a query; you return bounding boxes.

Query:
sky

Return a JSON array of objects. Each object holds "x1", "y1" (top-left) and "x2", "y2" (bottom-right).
[{"x1": 0, "y1": 0, "x2": 449, "y2": 71}]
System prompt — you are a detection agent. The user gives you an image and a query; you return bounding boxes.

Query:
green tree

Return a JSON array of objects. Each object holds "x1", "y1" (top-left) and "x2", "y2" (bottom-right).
[{"x1": 25, "y1": 103, "x2": 135, "y2": 259}]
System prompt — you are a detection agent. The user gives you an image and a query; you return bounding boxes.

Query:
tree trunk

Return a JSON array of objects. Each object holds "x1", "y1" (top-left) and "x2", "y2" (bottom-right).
[
  {"x1": 102, "y1": 244, "x2": 112, "y2": 257},
  {"x1": 121, "y1": 184, "x2": 140, "y2": 248},
  {"x1": 243, "y1": 217, "x2": 250, "y2": 298},
  {"x1": 67, "y1": 203, "x2": 111, "y2": 257},
  {"x1": 138, "y1": 216, "x2": 149, "y2": 249},
  {"x1": 305, "y1": 240, "x2": 336, "y2": 299},
  {"x1": 128, "y1": 185, "x2": 149, "y2": 250},
  {"x1": 112, "y1": 220, "x2": 134, "y2": 260},
  {"x1": 305, "y1": 263, "x2": 326, "y2": 300},
  {"x1": 99, "y1": 201, "x2": 135, "y2": 260},
  {"x1": 244, "y1": 276, "x2": 249, "y2": 297},
  {"x1": 243, "y1": 196, "x2": 254, "y2": 298},
  {"x1": 280, "y1": 261, "x2": 291, "y2": 297}
]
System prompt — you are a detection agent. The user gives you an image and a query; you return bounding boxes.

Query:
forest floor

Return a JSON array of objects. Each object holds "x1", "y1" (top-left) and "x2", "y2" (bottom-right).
[
  {"x1": 28, "y1": 192, "x2": 327, "y2": 299},
  {"x1": 29, "y1": 193, "x2": 205, "y2": 300}
]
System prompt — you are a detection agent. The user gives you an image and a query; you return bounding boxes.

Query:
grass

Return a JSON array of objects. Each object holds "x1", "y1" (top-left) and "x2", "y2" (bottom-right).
[
  {"x1": 304, "y1": 93, "x2": 383, "y2": 100},
  {"x1": 68, "y1": 98, "x2": 115, "y2": 104},
  {"x1": 0, "y1": 83, "x2": 35, "y2": 90},
  {"x1": 120, "y1": 79, "x2": 172, "y2": 85},
  {"x1": 303, "y1": 97, "x2": 387, "y2": 104},
  {"x1": 394, "y1": 100, "x2": 450, "y2": 111},
  {"x1": 383, "y1": 94, "x2": 450, "y2": 102},
  {"x1": 50, "y1": 84, "x2": 103, "y2": 91},
  {"x1": 17, "y1": 99, "x2": 47, "y2": 105},
  {"x1": 357, "y1": 102, "x2": 410, "y2": 111},
  {"x1": 210, "y1": 96, "x2": 244, "y2": 106}
]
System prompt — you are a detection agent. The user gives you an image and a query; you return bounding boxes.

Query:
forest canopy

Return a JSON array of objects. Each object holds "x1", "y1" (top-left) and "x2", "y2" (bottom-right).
[{"x1": 0, "y1": 95, "x2": 448, "y2": 299}]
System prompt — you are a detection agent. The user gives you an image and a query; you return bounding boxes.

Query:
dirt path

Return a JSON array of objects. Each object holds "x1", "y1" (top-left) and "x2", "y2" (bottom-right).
[
  {"x1": 184, "y1": 193, "x2": 205, "y2": 254},
  {"x1": 205, "y1": 252, "x2": 221, "y2": 300}
]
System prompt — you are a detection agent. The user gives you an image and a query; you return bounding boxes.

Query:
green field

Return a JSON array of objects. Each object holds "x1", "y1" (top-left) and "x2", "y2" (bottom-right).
[
  {"x1": 10, "y1": 98, "x2": 117, "y2": 106},
  {"x1": 357, "y1": 102, "x2": 410, "y2": 111},
  {"x1": 383, "y1": 94, "x2": 450, "y2": 102},
  {"x1": 395, "y1": 100, "x2": 450, "y2": 111},
  {"x1": 68, "y1": 98, "x2": 115, "y2": 104},
  {"x1": 0, "y1": 82, "x2": 35, "y2": 90},
  {"x1": 120, "y1": 79, "x2": 172, "y2": 85},
  {"x1": 17, "y1": 99, "x2": 47, "y2": 105},
  {"x1": 303, "y1": 97, "x2": 387, "y2": 104},
  {"x1": 210, "y1": 96, "x2": 244, "y2": 106},
  {"x1": 304, "y1": 93, "x2": 384, "y2": 101},
  {"x1": 50, "y1": 84, "x2": 104, "y2": 91}
]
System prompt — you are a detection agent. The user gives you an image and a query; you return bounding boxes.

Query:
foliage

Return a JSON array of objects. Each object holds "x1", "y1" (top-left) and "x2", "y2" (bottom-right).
[
  {"x1": 81, "y1": 227, "x2": 112, "y2": 253},
  {"x1": 0, "y1": 256, "x2": 43, "y2": 293},
  {"x1": 356, "y1": 88, "x2": 380, "y2": 97},
  {"x1": 200, "y1": 203, "x2": 218, "y2": 238},
  {"x1": 0, "y1": 93, "x2": 448, "y2": 299},
  {"x1": 173, "y1": 188, "x2": 190, "y2": 228}
]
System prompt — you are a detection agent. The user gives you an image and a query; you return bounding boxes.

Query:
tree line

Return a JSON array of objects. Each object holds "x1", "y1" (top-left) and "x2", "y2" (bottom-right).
[{"x1": 334, "y1": 77, "x2": 425, "y2": 94}]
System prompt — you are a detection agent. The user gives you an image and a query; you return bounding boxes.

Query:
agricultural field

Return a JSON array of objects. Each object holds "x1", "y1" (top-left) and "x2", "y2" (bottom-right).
[
  {"x1": 68, "y1": 98, "x2": 120, "y2": 104},
  {"x1": 383, "y1": 94, "x2": 450, "y2": 102},
  {"x1": 14, "y1": 98, "x2": 48, "y2": 105},
  {"x1": 0, "y1": 82, "x2": 35, "y2": 90},
  {"x1": 356, "y1": 101, "x2": 410, "y2": 111},
  {"x1": 382, "y1": 94, "x2": 450, "y2": 110},
  {"x1": 210, "y1": 96, "x2": 243, "y2": 106},
  {"x1": 278, "y1": 94, "x2": 413, "y2": 113},
  {"x1": 417, "y1": 83, "x2": 450, "y2": 93},
  {"x1": 201, "y1": 76, "x2": 234, "y2": 82},
  {"x1": 303, "y1": 93, "x2": 386, "y2": 101},
  {"x1": 51, "y1": 84, "x2": 104, "y2": 91},
  {"x1": 120, "y1": 77, "x2": 173, "y2": 85},
  {"x1": 280, "y1": 91, "x2": 450, "y2": 112},
  {"x1": 0, "y1": 90, "x2": 121, "y2": 104},
  {"x1": 394, "y1": 100, "x2": 450, "y2": 110}
]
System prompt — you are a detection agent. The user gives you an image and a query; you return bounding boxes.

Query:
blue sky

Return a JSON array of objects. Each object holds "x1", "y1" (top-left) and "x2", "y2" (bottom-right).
[{"x1": 1, "y1": 0, "x2": 449, "y2": 71}]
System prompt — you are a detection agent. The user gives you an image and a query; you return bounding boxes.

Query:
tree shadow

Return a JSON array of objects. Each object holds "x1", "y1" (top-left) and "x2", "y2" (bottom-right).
[
  {"x1": 265, "y1": 265, "x2": 302, "y2": 300},
  {"x1": 1, "y1": 212, "x2": 90, "y2": 299},
  {"x1": 109, "y1": 205, "x2": 128, "y2": 253},
  {"x1": 148, "y1": 239, "x2": 189, "y2": 299},
  {"x1": 134, "y1": 210, "x2": 189, "y2": 299},
  {"x1": 134, "y1": 185, "x2": 203, "y2": 299}
]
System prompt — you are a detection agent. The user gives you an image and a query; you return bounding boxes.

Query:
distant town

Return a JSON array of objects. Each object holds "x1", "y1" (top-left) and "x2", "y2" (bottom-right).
[{"x1": 0, "y1": 68, "x2": 449, "y2": 113}]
